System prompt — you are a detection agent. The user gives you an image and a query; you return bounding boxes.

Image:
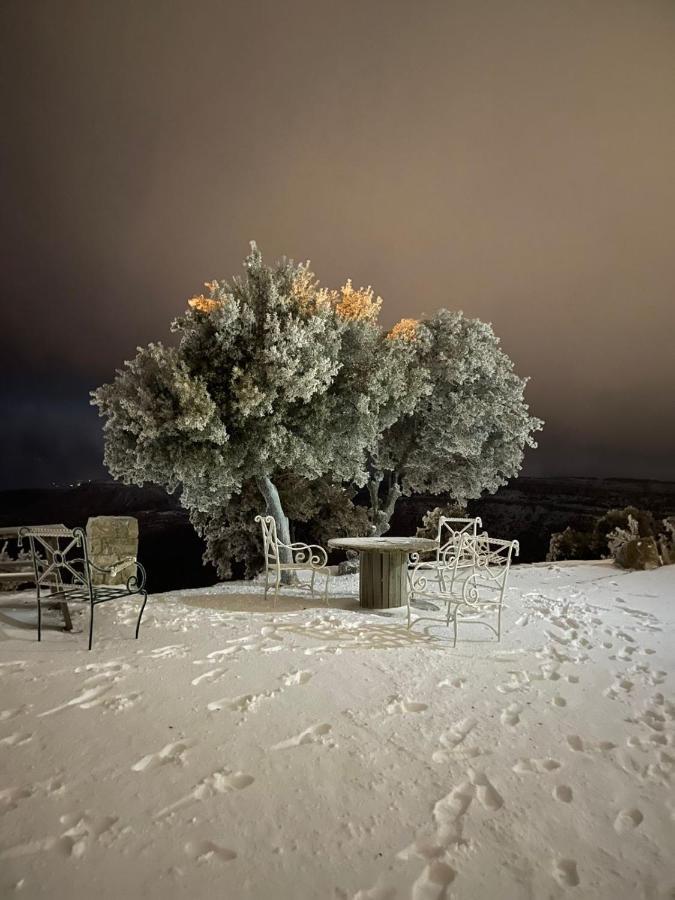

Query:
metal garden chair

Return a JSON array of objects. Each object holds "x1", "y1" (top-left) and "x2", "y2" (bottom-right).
[
  {"x1": 408, "y1": 516, "x2": 482, "y2": 597},
  {"x1": 20, "y1": 525, "x2": 148, "y2": 650},
  {"x1": 255, "y1": 515, "x2": 331, "y2": 605},
  {"x1": 407, "y1": 532, "x2": 519, "y2": 646},
  {"x1": 445, "y1": 534, "x2": 519, "y2": 645}
]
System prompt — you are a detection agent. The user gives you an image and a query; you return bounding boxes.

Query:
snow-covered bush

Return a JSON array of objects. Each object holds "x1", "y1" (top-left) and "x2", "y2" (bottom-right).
[
  {"x1": 415, "y1": 504, "x2": 469, "y2": 542},
  {"x1": 607, "y1": 516, "x2": 661, "y2": 570},
  {"x1": 547, "y1": 527, "x2": 596, "y2": 562},
  {"x1": 658, "y1": 518, "x2": 675, "y2": 565},
  {"x1": 549, "y1": 508, "x2": 675, "y2": 569},
  {"x1": 594, "y1": 507, "x2": 657, "y2": 551}
]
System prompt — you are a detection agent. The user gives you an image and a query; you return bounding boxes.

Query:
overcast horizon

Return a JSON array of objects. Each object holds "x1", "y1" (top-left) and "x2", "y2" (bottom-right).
[{"x1": 2, "y1": 0, "x2": 674, "y2": 490}]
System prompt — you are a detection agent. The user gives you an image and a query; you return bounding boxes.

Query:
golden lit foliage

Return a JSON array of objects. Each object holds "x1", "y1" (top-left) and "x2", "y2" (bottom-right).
[
  {"x1": 290, "y1": 265, "x2": 335, "y2": 314},
  {"x1": 387, "y1": 318, "x2": 419, "y2": 341},
  {"x1": 188, "y1": 294, "x2": 223, "y2": 313},
  {"x1": 334, "y1": 280, "x2": 382, "y2": 323}
]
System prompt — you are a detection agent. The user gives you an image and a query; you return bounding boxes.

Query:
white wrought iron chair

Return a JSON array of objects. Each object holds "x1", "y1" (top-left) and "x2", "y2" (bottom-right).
[
  {"x1": 255, "y1": 515, "x2": 331, "y2": 605},
  {"x1": 407, "y1": 532, "x2": 518, "y2": 646},
  {"x1": 446, "y1": 534, "x2": 519, "y2": 646},
  {"x1": 20, "y1": 525, "x2": 148, "y2": 650},
  {"x1": 408, "y1": 516, "x2": 482, "y2": 598}
]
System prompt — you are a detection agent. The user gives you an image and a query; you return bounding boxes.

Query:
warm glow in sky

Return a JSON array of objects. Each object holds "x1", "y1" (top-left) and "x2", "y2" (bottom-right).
[{"x1": 1, "y1": 0, "x2": 674, "y2": 486}]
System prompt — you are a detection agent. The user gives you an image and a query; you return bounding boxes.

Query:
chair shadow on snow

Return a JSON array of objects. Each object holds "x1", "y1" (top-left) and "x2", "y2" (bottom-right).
[{"x1": 1, "y1": 584, "x2": 508, "y2": 650}]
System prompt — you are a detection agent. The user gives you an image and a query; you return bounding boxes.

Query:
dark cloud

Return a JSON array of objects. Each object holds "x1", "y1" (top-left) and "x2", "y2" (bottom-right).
[{"x1": 1, "y1": 0, "x2": 674, "y2": 488}]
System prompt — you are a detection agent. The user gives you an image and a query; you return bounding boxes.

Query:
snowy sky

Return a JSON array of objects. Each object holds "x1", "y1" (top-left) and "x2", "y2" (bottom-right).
[{"x1": 1, "y1": 0, "x2": 674, "y2": 488}]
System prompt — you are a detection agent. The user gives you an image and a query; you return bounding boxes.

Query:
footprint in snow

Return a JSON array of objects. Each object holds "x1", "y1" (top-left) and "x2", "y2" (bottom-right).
[
  {"x1": 411, "y1": 860, "x2": 456, "y2": 899},
  {"x1": 0, "y1": 661, "x2": 27, "y2": 675},
  {"x1": 272, "y1": 723, "x2": 333, "y2": 750},
  {"x1": 281, "y1": 670, "x2": 312, "y2": 686},
  {"x1": 0, "y1": 705, "x2": 31, "y2": 721},
  {"x1": 386, "y1": 695, "x2": 428, "y2": 715},
  {"x1": 132, "y1": 741, "x2": 190, "y2": 772},
  {"x1": 157, "y1": 769, "x2": 254, "y2": 818},
  {"x1": 148, "y1": 644, "x2": 188, "y2": 660},
  {"x1": 500, "y1": 703, "x2": 521, "y2": 727},
  {"x1": 470, "y1": 771, "x2": 504, "y2": 811},
  {"x1": 614, "y1": 808, "x2": 643, "y2": 833},
  {"x1": 438, "y1": 677, "x2": 465, "y2": 689},
  {"x1": 0, "y1": 732, "x2": 33, "y2": 747},
  {"x1": 439, "y1": 718, "x2": 477, "y2": 748},
  {"x1": 37, "y1": 684, "x2": 116, "y2": 717},
  {"x1": 184, "y1": 840, "x2": 237, "y2": 863},
  {"x1": 553, "y1": 858, "x2": 580, "y2": 888},
  {"x1": 513, "y1": 758, "x2": 561, "y2": 774},
  {"x1": 191, "y1": 667, "x2": 227, "y2": 687}
]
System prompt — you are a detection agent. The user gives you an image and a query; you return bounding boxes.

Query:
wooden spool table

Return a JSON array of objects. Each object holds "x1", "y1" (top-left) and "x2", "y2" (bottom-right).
[{"x1": 328, "y1": 536, "x2": 438, "y2": 609}]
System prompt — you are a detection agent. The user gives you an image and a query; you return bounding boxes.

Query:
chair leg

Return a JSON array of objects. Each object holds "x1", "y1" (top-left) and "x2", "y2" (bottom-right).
[
  {"x1": 273, "y1": 569, "x2": 281, "y2": 606},
  {"x1": 135, "y1": 591, "x2": 148, "y2": 639},
  {"x1": 263, "y1": 567, "x2": 269, "y2": 601},
  {"x1": 60, "y1": 601, "x2": 73, "y2": 632},
  {"x1": 497, "y1": 604, "x2": 502, "y2": 642},
  {"x1": 37, "y1": 592, "x2": 42, "y2": 642},
  {"x1": 310, "y1": 570, "x2": 316, "y2": 598},
  {"x1": 453, "y1": 608, "x2": 458, "y2": 648},
  {"x1": 406, "y1": 595, "x2": 412, "y2": 630},
  {"x1": 88, "y1": 602, "x2": 95, "y2": 651},
  {"x1": 323, "y1": 572, "x2": 330, "y2": 605}
]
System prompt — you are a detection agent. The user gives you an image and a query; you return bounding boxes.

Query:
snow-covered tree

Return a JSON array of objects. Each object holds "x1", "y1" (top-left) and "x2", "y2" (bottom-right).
[
  {"x1": 92, "y1": 244, "x2": 420, "y2": 573},
  {"x1": 365, "y1": 309, "x2": 542, "y2": 535}
]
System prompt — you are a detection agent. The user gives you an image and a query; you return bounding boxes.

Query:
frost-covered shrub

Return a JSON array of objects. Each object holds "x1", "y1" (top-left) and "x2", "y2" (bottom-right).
[
  {"x1": 594, "y1": 507, "x2": 656, "y2": 551},
  {"x1": 415, "y1": 505, "x2": 468, "y2": 541},
  {"x1": 547, "y1": 527, "x2": 596, "y2": 562},
  {"x1": 607, "y1": 516, "x2": 661, "y2": 570},
  {"x1": 549, "y1": 508, "x2": 675, "y2": 569},
  {"x1": 413, "y1": 504, "x2": 469, "y2": 560},
  {"x1": 658, "y1": 518, "x2": 675, "y2": 565}
]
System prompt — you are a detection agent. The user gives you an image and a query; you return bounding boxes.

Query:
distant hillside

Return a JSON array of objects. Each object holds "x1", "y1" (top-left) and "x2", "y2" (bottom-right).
[
  {"x1": 2, "y1": 477, "x2": 674, "y2": 589},
  {"x1": 393, "y1": 477, "x2": 675, "y2": 562}
]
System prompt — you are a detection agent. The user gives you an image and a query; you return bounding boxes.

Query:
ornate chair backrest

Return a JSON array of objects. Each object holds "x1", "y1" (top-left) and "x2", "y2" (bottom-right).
[
  {"x1": 255, "y1": 515, "x2": 280, "y2": 566},
  {"x1": 19, "y1": 526, "x2": 92, "y2": 596},
  {"x1": 457, "y1": 534, "x2": 519, "y2": 606},
  {"x1": 437, "y1": 517, "x2": 482, "y2": 565}
]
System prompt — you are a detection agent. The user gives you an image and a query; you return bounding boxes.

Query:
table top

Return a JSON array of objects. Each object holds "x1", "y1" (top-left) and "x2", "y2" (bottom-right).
[{"x1": 328, "y1": 536, "x2": 438, "y2": 553}]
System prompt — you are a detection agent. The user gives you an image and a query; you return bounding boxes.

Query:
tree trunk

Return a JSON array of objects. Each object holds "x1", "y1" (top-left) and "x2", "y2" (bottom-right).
[
  {"x1": 256, "y1": 474, "x2": 296, "y2": 584},
  {"x1": 368, "y1": 477, "x2": 402, "y2": 537}
]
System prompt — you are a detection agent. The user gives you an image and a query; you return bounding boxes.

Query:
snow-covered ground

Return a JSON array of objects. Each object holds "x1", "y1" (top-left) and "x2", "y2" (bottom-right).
[{"x1": 0, "y1": 561, "x2": 673, "y2": 900}]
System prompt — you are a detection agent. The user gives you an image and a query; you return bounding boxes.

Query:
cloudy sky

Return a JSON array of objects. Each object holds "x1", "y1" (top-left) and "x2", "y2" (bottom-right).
[{"x1": 2, "y1": 0, "x2": 674, "y2": 489}]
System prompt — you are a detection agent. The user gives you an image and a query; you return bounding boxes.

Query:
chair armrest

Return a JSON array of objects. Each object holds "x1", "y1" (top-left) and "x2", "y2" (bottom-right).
[
  {"x1": 278, "y1": 541, "x2": 328, "y2": 568},
  {"x1": 88, "y1": 557, "x2": 147, "y2": 591}
]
